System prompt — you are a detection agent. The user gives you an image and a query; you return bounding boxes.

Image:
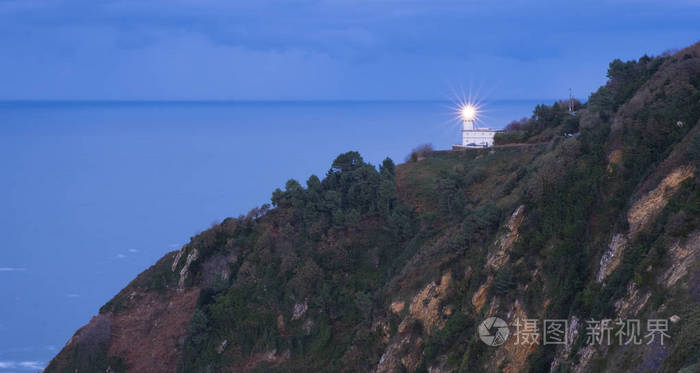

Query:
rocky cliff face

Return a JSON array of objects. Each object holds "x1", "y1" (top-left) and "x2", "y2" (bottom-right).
[{"x1": 46, "y1": 43, "x2": 700, "y2": 373}]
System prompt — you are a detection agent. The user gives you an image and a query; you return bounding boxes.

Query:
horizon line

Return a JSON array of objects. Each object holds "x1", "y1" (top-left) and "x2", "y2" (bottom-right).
[{"x1": 0, "y1": 98, "x2": 564, "y2": 104}]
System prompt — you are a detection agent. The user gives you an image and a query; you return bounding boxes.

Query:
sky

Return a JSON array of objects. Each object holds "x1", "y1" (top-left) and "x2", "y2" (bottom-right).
[{"x1": 0, "y1": 0, "x2": 698, "y2": 101}]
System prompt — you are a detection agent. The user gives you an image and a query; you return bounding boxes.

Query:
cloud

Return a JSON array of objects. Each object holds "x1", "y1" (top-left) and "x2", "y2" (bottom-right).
[
  {"x1": 18, "y1": 361, "x2": 43, "y2": 369},
  {"x1": 128, "y1": 248, "x2": 139, "y2": 253},
  {"x1": 3, "y1": 0, "x2": 696, "y2": 59},
  {"x1": 115, "y1": 254, "x2": 126, "y2": 259},
  {"x1": 0, "y1": 267, "x2": 26, "y2": 272},
  {"x1": 0, "y1": 360, "x2": 45, "y2": 370},
  {"x1": 0, "y1": 0, "x2": 698, "y2": 100},
  {"x1": 66, "y1": 293, "x2": 80, "y2": 298}
]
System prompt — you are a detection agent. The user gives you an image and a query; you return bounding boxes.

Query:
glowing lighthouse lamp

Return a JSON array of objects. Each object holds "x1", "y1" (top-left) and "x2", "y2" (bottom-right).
[
  {"x1": 460, "y1": 104, "x2": 478, "y2": 130},
  {"x1": 454, "y1": 102, "x2": 498, "y2": 149}
]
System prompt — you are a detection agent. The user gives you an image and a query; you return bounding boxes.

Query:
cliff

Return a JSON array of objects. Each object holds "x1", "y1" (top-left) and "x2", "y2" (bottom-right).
[{"x1": 45, "y1": 42, "x2": 700, "y2": 373}]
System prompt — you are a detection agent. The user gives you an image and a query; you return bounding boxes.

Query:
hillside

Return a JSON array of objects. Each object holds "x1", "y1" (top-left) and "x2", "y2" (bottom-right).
[{"x1": 45, "y1": 42, "x2": 700, "y2": 373}]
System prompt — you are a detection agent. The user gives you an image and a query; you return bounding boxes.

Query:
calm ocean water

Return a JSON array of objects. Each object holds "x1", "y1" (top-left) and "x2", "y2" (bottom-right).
[{"x1": 0, "y1": 100, "x2": 546, "y2": 369}]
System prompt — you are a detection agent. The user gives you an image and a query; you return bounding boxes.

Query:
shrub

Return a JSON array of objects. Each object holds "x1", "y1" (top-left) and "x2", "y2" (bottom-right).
[{"x1": 406, "y1": 143, "x2": 433, "y2": 162}]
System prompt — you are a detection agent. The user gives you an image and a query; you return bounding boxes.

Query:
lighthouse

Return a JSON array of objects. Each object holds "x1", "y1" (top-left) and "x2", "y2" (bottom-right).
[{"x1": 454, "y1": 104, "x2": 498, "y2": 148}]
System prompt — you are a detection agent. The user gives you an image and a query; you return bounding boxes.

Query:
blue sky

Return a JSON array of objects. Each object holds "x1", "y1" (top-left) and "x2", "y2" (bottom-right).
[{"x1": 0, "y1": 0, "x2": 698, "y2": 101}]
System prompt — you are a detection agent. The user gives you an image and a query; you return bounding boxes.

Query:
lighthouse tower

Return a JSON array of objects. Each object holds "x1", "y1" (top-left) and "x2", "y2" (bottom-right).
[
  {"x1": 462, "y1": 111, "x2": 476, "y2": 131},
  {"x1": 457, "y1": 104, "x2": 497, "y2": 148}
]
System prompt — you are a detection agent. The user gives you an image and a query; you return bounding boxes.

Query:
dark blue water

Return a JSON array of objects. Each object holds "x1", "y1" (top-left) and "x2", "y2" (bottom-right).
[{"x1": 0, "y1": 100, "x2": 544, "y2": 370}]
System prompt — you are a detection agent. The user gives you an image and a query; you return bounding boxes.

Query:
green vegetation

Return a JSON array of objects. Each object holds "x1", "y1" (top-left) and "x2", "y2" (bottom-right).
[
  {"x1": 494, "y1": 100, "x2": 581, "y2": 145},
  {"x1": 175, "y1": 151, "x2": 419, "y2": 371}
]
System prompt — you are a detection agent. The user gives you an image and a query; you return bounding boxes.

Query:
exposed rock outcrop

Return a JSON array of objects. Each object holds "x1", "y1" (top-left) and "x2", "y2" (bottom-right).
[
  {"x1": 377, "y1": 272, "x2": 453, "y2": 373},
  {"x1": 627, "y1": 165, "x2": 695, "y2": 234},
  {"x1": 487, "y1": 205, "x2": 525, "y2": 270},
  {"x1": 177, "y1": 248, "x2": 199, "y2": 290},
  {"x1": 597, "y1": 165, "x2": 695, "y2": 282},
  {"x1": 401, "y1": 272, "x2": 453, "y2": 335},
  {"x1": 661, "y1": 230, "x2": 700, "y2": 287},
  {"x1": 292, "y1": 301, "x2": 308, "y2": 320},
  {"x1": 596, "y1": 233, "x2": 628, "y2": 282}
]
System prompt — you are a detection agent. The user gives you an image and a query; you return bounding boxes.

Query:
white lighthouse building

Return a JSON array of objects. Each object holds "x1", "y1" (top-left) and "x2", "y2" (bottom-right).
[{"x1": 454, "y1": 104, "x2": 498, "y2": 148}]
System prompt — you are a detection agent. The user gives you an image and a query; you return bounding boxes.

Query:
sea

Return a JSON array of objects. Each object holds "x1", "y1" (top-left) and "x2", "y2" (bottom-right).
[{"x1": 0, "y1": 99, "x2": 547, "y2": 370}]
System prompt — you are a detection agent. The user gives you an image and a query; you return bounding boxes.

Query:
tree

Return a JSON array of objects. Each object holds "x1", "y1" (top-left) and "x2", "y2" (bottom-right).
[
  {"x1": 306, "y1": 174, "x2": 322, "y2": 191},
  {"x1": 493, "y1": 265, "x2": 513, "y2": 295},
  {"x1": 378, "y1": 178, "x2": 397, "y2": 211},
  {"x1": 331, "y1": 151, "x2": 364, "y2": 173},
  {"x1": 380, "y1": 157, "x2": 395, "y2": 177},
  {"x1": 188, "y1": 309, "x2": 210, "y2": 345},
  {"x1": 436, "y1": 170, "x2": 464, "y2": 215},
  {"x1": 344, "y1": 208, "x2": 361, "y2": 228}
]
